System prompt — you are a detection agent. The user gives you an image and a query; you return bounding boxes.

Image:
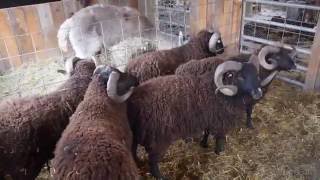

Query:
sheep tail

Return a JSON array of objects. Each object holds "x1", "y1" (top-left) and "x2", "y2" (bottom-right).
[{"x1": 57, "y1": 18, "x2": 72, "y2": 52}]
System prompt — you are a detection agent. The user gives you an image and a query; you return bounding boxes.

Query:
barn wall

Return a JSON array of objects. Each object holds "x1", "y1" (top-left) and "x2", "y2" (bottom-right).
[{"x1": 190, "y1": 0, "x2": 242, "y2": 57}]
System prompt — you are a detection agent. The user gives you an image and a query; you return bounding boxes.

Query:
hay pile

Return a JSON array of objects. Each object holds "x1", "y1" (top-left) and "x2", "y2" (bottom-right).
[
  {"x1": 35, "y1": 80, "x2": 320, "y2": 180},
  {"x1": 0, "y1": 57, "x2": 67, "y2": 101}
]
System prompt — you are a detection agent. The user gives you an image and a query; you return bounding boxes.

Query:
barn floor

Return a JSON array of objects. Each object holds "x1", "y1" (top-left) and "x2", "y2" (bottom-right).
[{"x1": 35, "y1": 80, "x2": 320, "y2": 180}]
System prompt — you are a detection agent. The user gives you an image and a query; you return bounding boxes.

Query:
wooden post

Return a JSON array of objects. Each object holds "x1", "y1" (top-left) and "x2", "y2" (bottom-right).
[
  {"x1": 190, "y1": 0, "x2": 207, "y2": 35},
  {"x1": 305, "y1": 18, "x2": 320, "y2": 91},
  {"x1": 128, "y1": 0, "x2": 138, "y2": 9}
]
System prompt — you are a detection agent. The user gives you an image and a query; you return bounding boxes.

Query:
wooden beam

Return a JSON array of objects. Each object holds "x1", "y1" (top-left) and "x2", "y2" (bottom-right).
[
  {"x1": 128, "y1": 0, "x2": 138, "y2": 9},
  {"x1": 190, "y1": 0, "x2": 207, "y2": 35},
  {"x1": 305, "y1": 18, "x2": 320, "y2": 91}
]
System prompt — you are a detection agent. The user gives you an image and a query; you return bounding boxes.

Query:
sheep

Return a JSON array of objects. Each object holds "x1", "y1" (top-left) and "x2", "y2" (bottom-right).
[
  {"x1": 125, "y1": 29, "x2": 225, "y2": 83},
  {"x1": 0, "y1": 58, "x2": 96, "y2": 180},
  {"x1": 57, "y1": 4, "x2": 153, "y2": 63},
  {"x1": 52, "y1": 66, "x2": 139, "y2": 180},
  {"x1": 127, "y1": 60, "x2": 263, "y2": 179},
  {"x1": 175, "y1": 45, "x2": 296, "y2": 149}
]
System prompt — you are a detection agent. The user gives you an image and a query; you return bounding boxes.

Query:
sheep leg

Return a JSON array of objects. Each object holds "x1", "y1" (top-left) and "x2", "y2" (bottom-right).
[
  {"x1": 215, "y1": 132, "x2": 226, "y2": 155},
  {"x1": 246, "y1": 104, "x2": 254, "y2": 129},
  {"x1": 147, "y1": 147, "x2": 168, "y2": 180},
  {"x1": 199, "y1": 129, "x2": 210, "y2": 148}
]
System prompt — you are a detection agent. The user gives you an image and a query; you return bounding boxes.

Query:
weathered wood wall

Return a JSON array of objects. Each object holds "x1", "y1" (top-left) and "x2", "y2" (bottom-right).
[
  {"x1": 0, "y1": 0, "x2": 243, "y2": 73},
  {"x1": 190, "y1": 0, "x2": 242, "y2": 57}
]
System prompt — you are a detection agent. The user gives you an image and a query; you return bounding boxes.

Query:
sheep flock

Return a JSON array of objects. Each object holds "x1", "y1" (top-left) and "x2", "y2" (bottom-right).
[{"x1": 1, "y1": 3, "x2": 320, "y2": 180}]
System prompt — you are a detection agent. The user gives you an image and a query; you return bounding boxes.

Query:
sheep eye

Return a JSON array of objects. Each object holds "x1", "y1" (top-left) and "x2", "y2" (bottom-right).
[
  {"x1": 217, "y1": 40, "x2": 221, "y2": 43},
  {"x1": 226, "y1": 73, "x2": 233, "y2": 78}
]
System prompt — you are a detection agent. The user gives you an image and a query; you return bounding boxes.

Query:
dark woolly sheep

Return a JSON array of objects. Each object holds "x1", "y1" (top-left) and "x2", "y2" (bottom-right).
[
  {"x1": 52, "y1": 66, "x2": 139, "y2": 180},
  {"x1": 175, "y1": 45, "x2": 296, "y2": 150},
  {"x1": 128, "y1": 60, "x2": 263, "y2": 179},
  {"x1": 0, "y1": 58, "x2": 95, "y2": 180},
  {"x1": 125, "y1": 29, "x2": 224, "y2": 83}
]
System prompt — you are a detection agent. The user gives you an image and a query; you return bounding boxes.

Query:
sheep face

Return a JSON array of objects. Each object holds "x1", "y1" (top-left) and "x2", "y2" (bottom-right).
[
  {"x1": 199, "y1": 30, "x2": 224, "y2": 55},
  {"x1": 257, "y1": 46, "x2": 297, "y2": 71},
  {"x1": 266, "y1": 48, "x2": 296, "y2": 71},
  {"x1": 218, "y1": 62, "x2": 262, "y2": 100},
  {"x1": 94, "y1": 66, "x2": 138, "y2": 96},
  {"x1": 235, "y1": 63, "x2": 263, "y2": 100}
]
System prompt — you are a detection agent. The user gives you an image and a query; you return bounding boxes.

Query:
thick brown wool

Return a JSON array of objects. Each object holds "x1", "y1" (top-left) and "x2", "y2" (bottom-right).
[
  {"x1": 128, "y1": 59, "x2": 247, "y2": 162},
  {"x1": 0, "y1": 60, "x2": 95, "y2": 180},
  {"x1": 52, "y1": 75, "x2": 139, "y2": 180},
  {"x1": 126, "y1": 30, "x2": 216, "y2": 83}
]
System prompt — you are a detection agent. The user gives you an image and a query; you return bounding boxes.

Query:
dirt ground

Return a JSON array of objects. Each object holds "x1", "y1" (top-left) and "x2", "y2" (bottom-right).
[{"x1": 35, "y1": 80, "x2": 320, "y2": 180}]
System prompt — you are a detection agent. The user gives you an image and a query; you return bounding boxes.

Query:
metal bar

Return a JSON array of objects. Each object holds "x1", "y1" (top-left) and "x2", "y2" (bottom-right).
[
  {"x1": 245, "y1": 0, "x2": 320, "y2": 11},
  {"x1": 242, "y1": 35, "x2": 311, "y2": 54},
  {"x1": 244, "y1": 17, "x2": 315, "y2": 33},
  {"x1": 276, "y1": 75, "x2": 305, "y2": 88}
]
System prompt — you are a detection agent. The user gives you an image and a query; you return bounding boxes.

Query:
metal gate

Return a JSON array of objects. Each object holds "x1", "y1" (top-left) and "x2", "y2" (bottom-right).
[{"x1": 240, "y1": 0, "x2": 320, "y2": 88}]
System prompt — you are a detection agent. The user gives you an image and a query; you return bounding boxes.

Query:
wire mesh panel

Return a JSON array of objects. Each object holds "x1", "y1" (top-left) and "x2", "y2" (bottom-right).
[{"x1": 240, "y1": 0, "x2": 320, "y2": 88}]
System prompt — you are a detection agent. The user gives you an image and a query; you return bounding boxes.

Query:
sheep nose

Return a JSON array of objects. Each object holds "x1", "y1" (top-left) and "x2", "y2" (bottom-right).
[{"x1": 251, "y1": 88, "x2": 263, "y2": 100}]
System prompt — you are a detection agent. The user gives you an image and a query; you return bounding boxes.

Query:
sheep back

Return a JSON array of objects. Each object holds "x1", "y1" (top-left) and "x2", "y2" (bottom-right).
[
  {"x1": 126, "y1": 30, "x2": 216, "y2": 83},
  {"x1": 52, "y1": 75, "x2": 138, "y2": 180},
  {"x1": 0, "y1": 60, "x2": 95, "y2": 180}
]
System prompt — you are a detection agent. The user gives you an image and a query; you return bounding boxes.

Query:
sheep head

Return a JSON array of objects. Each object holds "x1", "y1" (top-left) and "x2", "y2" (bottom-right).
[
  {"x1": 258, "y1": 45, "x2": 297, "y2": 71},
  {"x1": 214, "y1": 61, "x2": 263, "y2": 100},
  {"x1": 58, "y1": 57, "x2": 95, "y2": 77},
  {"x1": 208, "y1": 31, "x2": 224, "y2": 55},
  {"x1": 257, "y1": 45, "x2": 297, "y2": 86},
  {"x1": 94, "y1": 65, "x2": 138, "y2": 103}
]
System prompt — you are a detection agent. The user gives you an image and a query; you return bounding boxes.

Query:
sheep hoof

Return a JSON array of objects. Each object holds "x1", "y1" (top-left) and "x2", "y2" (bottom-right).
[
  {"x1": 246, "y1": 121, "x2": 255, "y2": 129},
  {"x1": 199, "y1": 140, "x2": 209, "y2": 148}
]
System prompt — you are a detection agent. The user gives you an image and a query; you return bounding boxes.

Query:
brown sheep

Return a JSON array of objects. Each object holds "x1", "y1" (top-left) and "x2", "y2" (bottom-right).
[
  {"x1": 128, "y1": 60, "x2": 263, "y2": 179},
  {"x1": 175, "y1": 45, "x2": 296, "y2": 150},
  {"x1": 52, "y1": 66, "x2": 139, "y2": 180},
  {"x1": 125, "y1": 29, "x2": 224, "y2": 83},
  {"x1": 0, "y1": 58, "x2": 95, "y2": 180}
]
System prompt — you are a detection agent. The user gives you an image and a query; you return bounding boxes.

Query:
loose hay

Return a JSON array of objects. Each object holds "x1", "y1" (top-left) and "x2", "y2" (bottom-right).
[
  {"x1": 0, "y1": 57, "x2": 67, "y2": 101},
  {"x1": 35, "y1": 80, "x2": 320, "y2": 180}
]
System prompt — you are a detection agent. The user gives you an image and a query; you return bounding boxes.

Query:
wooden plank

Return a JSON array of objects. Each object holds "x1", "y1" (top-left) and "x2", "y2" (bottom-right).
[
  {"x1": 190, "y1": 0, "x2": 207, "y2": 35},
  {"x1": 36, "y1": 3, "x2": 58, "y2": 56},
  {"x1": 305, "y1": 18, "x2": 320, "y2": 91},
  {"x1": 128, "y1": 0, "x2": 138, "y2": 9},
  {"x1": 7, "y1": 7, "x2": 34, "y2": 65}
]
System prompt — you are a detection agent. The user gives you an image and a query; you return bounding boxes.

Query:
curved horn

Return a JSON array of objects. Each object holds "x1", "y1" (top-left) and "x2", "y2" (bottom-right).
[
  {"x1": 214, "y1": 61, "x2": 243, "y2": 96},
  {"x1": 258, "y1": 46, "x2": 280, "y2": 70},
  {"x1": 289, "y1": 45, "x2": 298, "y2": 60},
  {"x1": 65, "y1": 57, "x2": 81, "y2": 76},
  {"x1": 261, "y1": 71, "x2": 278, "y2": 87},
  {"x1": 107, "y1": 71, "x2": 134, "y2": 103},
  {"x1": 209, "y1": 32, "x2": 221, "y2": 53}
]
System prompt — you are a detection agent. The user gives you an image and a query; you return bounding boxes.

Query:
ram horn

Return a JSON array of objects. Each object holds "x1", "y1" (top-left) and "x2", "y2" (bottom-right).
[
  {"x1": 214, "y1": 61, "x2": 243, "y2": 96},
  {"x1": 107, "y1": 71, "x2": 134, "y2": 103},
  {"x1": 258, "y1": 46, "x2": 280, "y2": 70},
  {"x1": 209, "y1": 32, "x2": 221, "y2": 53},
  {"x1": 261, "y1": 70, "x2": 278, "y2": 87},
  {"x1": 289, "y1": 45, "x2": 298, "y2": 60}
]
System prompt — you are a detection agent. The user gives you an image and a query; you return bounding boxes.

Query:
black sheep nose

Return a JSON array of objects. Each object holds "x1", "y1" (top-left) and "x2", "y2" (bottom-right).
[{"x1": 251, "y1": 88, "x2": 263, "y2": 100}]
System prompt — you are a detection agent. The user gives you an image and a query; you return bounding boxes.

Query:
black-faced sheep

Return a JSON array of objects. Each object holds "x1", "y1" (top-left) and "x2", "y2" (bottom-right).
[
  {"x1": 0, "y1": 58, "x2": 96, "y2": 180},
  {"x1": 52, "y1": 66, "x2": 139, "y2": 180},
  {"x1": 127, "y1": 60, "x2": 263, "y2": 178},
  {"x1": 58, "y1": 4, "x2": 153, "y2": 63},
  {"x1": 125, "y1": 29, "x2": 224, "y2": 83},
  {"x1": 175, "y1": 45, "x2": 296, "y2": 150}
]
